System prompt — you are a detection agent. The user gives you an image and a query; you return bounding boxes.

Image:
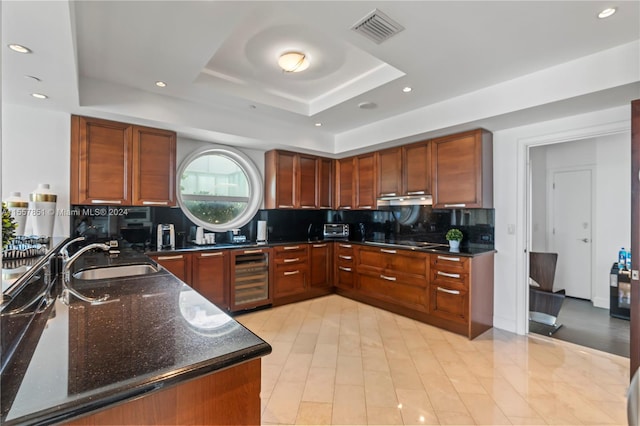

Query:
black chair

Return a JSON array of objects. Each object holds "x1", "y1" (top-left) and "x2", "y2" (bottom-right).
[{"x1": 529, "y1": 251, "x2": 565, "y2": 334}]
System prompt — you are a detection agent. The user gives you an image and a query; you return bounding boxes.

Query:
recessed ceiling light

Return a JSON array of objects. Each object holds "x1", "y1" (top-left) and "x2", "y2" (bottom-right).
[
  {"x1": 315, "y1": 122, "x2": 322, "y2": 127},
  {"x1": 278, "y1": 52, "x2": 310, "y2": 73},
  {"x1": 31, "y1": 93, "x2": 48, "y2": 99},
  {"x1": 155, "y1": 81, "x2": 167, "y2": 87},
  {"x1": 358, "y1": 101, "x2": 377, "y2": 110},
  {"x1": 598, "y1": 7, "x2": 617, "y2": 18},
  {"x1": 8, "y1": 44, "x2": 31, "y2": 53},
  {"x1": 402, "y1": 87, "x2": 412, "y2": 93}
]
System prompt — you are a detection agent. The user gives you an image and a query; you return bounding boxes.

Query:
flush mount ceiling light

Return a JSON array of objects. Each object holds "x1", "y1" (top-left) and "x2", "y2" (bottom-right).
[
  {"x1": 314, "y1": 122, "x2": 322, "y2": 127},
  {"x1": 155, "y1": 81, "x2": 167, "y2": 87},
  {"x1": 598, "y1": 7, "x2": 617, "y2": 18},
  {"x1": 278, "y1": 52, "x2": 310, "y2": 73},
  {"x1": 402, "y1": 86, "x2": 412, "y2": 93},
  {"x1": 31, "y1": 93, "x2": 48, "y2": 99},
  {"x1": 8, "y1": 43, "x2": 31, "y2": 53}
]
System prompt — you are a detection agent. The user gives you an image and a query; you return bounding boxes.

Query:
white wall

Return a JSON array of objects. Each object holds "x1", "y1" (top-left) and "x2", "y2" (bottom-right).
[
  {"x1": 528, "y1": 135, "x2": 630, "y2": 308},
  {"x1": 493, "y1": 105, "x2": 631, "y2": 334},
  {"x1": 1, "y1": 105, "x2": 71, "y2": 237}
]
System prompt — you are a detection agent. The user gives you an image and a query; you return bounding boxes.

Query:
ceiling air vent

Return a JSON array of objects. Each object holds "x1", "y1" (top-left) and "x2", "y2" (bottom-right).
[{"x1": 351, "y1": 9, "x2": 404, "y2": 44}]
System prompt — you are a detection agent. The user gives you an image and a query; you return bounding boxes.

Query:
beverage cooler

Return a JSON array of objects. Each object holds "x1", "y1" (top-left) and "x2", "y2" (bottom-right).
[{"x1": 610, "y1": 263, "x2": 631, "y2": 320}]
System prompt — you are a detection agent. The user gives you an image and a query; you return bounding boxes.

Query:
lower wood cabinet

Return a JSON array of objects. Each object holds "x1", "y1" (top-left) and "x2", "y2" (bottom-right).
[
  {"x1": 309, "y1": 243, "x2": 332, "y2": 290},
  {"x1": 334, "y1": 242, "x2": 355, "y2": 290},
  {"x1": 273, "y1": 244, "x2": 309, "y2": 301},
  {"x1": 150, "y1": 251, "x2": 229, "y2": 311}
]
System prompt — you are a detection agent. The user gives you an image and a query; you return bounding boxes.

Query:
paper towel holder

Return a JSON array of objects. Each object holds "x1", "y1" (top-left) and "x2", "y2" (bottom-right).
[{"x1": 256, "y1": 220, "x2": 267, "y2": 244}]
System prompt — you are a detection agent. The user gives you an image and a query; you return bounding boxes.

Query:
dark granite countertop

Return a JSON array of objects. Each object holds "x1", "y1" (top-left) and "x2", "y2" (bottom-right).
[
  {"x1": 147, "y1": 239, "x2": 495, "y2": 257},
  {"x1": 1, "y1": 249, "x2": 271, "y2": 425}
]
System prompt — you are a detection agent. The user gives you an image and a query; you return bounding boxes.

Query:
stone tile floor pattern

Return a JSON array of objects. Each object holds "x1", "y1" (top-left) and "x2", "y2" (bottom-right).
[{"x1": 235, "y1": 295, "x2": 628, "y2": 425}]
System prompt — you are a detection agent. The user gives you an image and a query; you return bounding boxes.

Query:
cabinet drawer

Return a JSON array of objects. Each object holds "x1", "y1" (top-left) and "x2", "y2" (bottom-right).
[
  {"x1": 358, "y1": 246, "x2": 428, "y2": 278},
  {"x1": 430, "y1": 253, "x2": 469, "y2": 273},
  {"x1": 359, "y1": 272, "x2": 428, "y2": 313},
  {"x1": 430, "y1": 284, "x2": 468, "y2": 324},
  {"x1": 274, "y1": 245, "x2": 308, "y2": 265},
  {"x1": 336, "y1": 265, "x2": 354, "y2": 288},
  {"x1": 274, "y1": 266, "x2": 307, "y2": 297},
  {"x1": 431, "y1": 269, "x2": 468, "y2": 290}
]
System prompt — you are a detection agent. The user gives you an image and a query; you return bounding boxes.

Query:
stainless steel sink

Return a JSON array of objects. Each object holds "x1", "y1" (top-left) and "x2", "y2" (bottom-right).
[{"x1": 73, "y1": 264, "x2": 159, "y2": 280}]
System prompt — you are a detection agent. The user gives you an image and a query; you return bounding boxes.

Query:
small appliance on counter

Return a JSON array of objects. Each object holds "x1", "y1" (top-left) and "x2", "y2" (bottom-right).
[
  {"x1": 256, "y1": 220, "x2": 267, "y2": 244},
  {"x1": 228, "y1": 228, "x2": 247, "y2": 244},
  {"x1": 323, "y1": 223, "x2": 349, "y2": 239},
  {"x1": 157, "y1": 224, "x2": 175, "y2": 250}
]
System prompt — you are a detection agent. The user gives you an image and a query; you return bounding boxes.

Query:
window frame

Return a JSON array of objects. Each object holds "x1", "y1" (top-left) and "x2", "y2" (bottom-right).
[{"x1": 176, "y1": 145, "x2": 263, "y2": 232}]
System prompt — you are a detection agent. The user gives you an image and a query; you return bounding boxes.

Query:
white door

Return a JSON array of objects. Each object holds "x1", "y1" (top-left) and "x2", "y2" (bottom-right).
[{"x1": 550, "y1": 169, "x2": 593, "y2": 299}]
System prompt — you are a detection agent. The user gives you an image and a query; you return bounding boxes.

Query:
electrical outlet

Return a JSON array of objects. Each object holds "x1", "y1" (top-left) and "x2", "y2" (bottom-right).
[{"x1": 633, "y1": 270, "x2": 639, "y2": 280}]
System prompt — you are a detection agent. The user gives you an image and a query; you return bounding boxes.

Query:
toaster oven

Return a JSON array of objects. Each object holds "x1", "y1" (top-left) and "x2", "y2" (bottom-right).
[{"x1": 323, "y1": 223, "x2": 349, "y2": 239}]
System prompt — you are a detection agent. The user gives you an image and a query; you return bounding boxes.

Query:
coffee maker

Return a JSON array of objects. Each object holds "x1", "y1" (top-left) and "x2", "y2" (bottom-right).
[{"x1": 157, "y1": 224, "x2": 175, "y2": 250}]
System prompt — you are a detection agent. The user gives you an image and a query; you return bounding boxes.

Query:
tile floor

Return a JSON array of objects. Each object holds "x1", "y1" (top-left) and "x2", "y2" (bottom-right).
[{"x1": 236, "y1": 295, "x2": 629, "y2": 425}]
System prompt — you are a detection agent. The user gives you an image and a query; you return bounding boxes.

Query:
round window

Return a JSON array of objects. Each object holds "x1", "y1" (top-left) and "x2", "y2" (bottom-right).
[{"x1": 177, "y1": 146, "x2": 262, "y2": 232}]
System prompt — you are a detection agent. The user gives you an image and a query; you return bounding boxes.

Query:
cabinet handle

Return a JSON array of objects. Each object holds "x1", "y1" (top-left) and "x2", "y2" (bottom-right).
[
  {"x1": 360, "y1": 206, "x2": 373, "y2": 209},
  {"x1": 380, "y1": 274, "x2": 397, "y2": 282},
  {"x1": 142, "y1": 201, "x2": 169, "y2": 206},
  {"x1": 339, "y1": 255, "x2": 352, "y2": 260},
  {"x1": 406, "y1": 190, "x2": 425, "y2": 195},
  {"x1": 278, "y1": 205, "x2": 294, "y2": 208},
  {"x1": 341, "y1": 206, "x2": 352, "y2": 209},
  {"x1": 380, "y1": 249, "x2": 396, "y2": 254},
  {"x1": 283, "y1": 246, "x2": 300, "y2": 250},
  {"x1": 444, "y1": 203, "x2": 466, "y2": 208},
  {"x1": 242, "y1": 249, "x2": 263, "y2": 254},
  {"x1": 437, "y1": 286, "x2": 461, "y2": 295},
  {"x1": 380, "y1": 192, "x2": 397, "y2": 197},
  {"x1": 283, "y1": 270, "x2": 300, "y2": 276},
  {"x1": 301, "y1": 206, "x2": 314, "y2": 209},
  {"x1": 437, "y1": 271, "x2": 461, "y2": 279},
  {"x1": 437, "y1": 255, "x2": 461, "y2": 262},
  {"x1": 91, "y1": 200, "x2": 122, "y2": 204},
  {"x1": 339, "y1": 244, "x2": 352, "y2": 248},
  {"x1": 284, "y1": 258, "x2": 300, "y2": 263},
  {"x1": 312, "y1": 244, "x2": 327, "y2": 248},
  {"x1": 200, "y1": 252, "x2": 223, "y2": 257},
  {"x1": 158, "y1": 255, "x2": 183, "y2": 260},
  {"x1": 339, "y1": 266, "x2": 352, "y2": 272}
]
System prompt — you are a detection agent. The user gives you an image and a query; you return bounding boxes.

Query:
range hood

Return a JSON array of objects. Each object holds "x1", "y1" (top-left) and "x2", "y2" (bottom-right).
[{"x1": 376, "y1": 194, "x2": 433, "y2": 207}]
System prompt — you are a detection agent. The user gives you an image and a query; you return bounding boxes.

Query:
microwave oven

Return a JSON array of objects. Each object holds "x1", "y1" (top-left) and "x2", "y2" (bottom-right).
[{"x1": 323, "y1": 223, "x2": 349, "y2": 239}]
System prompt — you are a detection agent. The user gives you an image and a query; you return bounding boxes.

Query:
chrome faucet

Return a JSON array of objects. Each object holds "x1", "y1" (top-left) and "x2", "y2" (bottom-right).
[
  {"x1": 62, "y1": 242, "x2": 111, "y2": 281},
  {"x1": 59, "y1": 236, "x2": 86, "y2": 260}
]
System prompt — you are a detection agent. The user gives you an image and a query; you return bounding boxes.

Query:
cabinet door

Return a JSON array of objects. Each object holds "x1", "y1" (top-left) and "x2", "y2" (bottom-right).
[
  {"x1": 355, "y1": 153, "x2": 376, "y2": 209},
  {"x1": 192, "y1": 251, "x2": 228, "y2": 309},
  {"x1": 431, "y1": 129, "x2": 492, "y2": 208},
  {"x1": 403, "y1": 141, "x2": 431, "y2": 196},
  {"x1": 309, "y1": 243, "x2": 331, "y2": 289},
  {"x1": 298, "y1": 154, "x2": 318, "y2": 208},
  {"x1": 264, "y1": 150, "x2": 296, "y2": 209},
  {"x1": 377, "y1": 147, "x2": 402, "y2": 197},
  {"x1": 318, "y1": 158, "x2": 333, "y2": 209},
  {"x1": 131, "y1": 125, "x2": 176, "y2": 207},
  {"x1": 335, "y1": 157, "x2": 354, "y2": 209},
  {"x1": 71, "y1": 115, "x2": 132, "y2": 205},
  {"x1": 151, "y1": 253, "x2": 192, "y2": 284}
]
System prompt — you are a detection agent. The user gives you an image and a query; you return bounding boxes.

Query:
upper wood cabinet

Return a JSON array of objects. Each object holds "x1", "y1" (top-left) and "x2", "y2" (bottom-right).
[
  {"x1": 264, "y1": 150, "x2": 332, "y2": 209},
  {"x1": 377, "y1": 147, "x2": 402, "y2": 197},
  {"x1": 377, "y1": 142, "x2": 431, "y2": 198},
  {"x1": 431, "y1": 129, "x2": 493, "y2": 208},
  {"x1": 355, "y1": 152, "x2": 377, "y2": 209},
  {"x1": 334, "y1": 157, "x2": 354, "y2": 209},
  {"x1": 70, "y1": 115, "x2": 176, "y2": 206}
]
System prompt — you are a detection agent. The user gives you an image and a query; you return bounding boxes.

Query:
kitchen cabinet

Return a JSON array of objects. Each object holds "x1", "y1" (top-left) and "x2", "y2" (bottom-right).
[
  {"x1": 355, "y1": 152, "x2": 377, "y2": 209},
  {"x1": 431, "y1": 129, "x2": 493, "y2": 208},
  {"x1": 272, "y1": 244, "x2": 309, "y2": 302},
  {"x1": 309, "y1": 242, "x2": 332, "y2": 290},
  {"x1": 356, "y1": 245, "x2": 429, "y2": 313},
  {"x1": 191, "y1": 251, "x2": 229, "y2": 310},
  {"x1": 264, "y1": 150, "x2": 332, "y2": 209},
  {"x1": 428, "y1": 251, "x2": 494, "y2": 339},
  {"x1": 378, "y1": 142, "x2": 431, "y2": 199},
  {"x1": 149, "y1": 253, "x2": 191, "y2": 284},
  {"x1": 377, "y1": 147, "x2": 403, "y2": 197},
  {"x1": 334, "y1": 242, "x2": 355, "y2": 289},
  {"x1": 334, "y1": 157, "x2": 354, "y2": 209},
  {"x1": 70, "y1": 115, "x2": 176, "y2": 206}
]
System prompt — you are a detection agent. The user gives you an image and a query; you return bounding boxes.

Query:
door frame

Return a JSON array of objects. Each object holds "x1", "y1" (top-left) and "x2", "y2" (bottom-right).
[
  {"x1": 546, "y1": 165, "x2": 595, "y2": 299},
  {"x1": 520, "y1": 119, "x2": 629, "y2": 336},
  {"x1": 631, "y1": 99, "x2": 640, "y2": 376}
]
